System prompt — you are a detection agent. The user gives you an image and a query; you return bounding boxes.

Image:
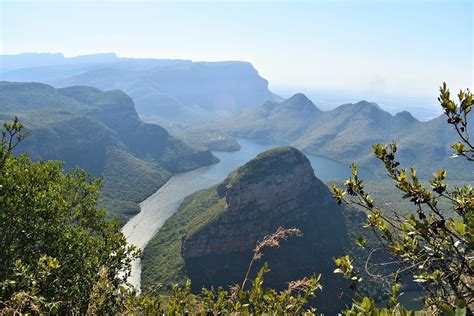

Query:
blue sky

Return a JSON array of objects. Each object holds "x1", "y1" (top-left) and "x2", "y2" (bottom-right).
[{"x1": 1, "y1": 0, "x2": 472, "y2": 113}]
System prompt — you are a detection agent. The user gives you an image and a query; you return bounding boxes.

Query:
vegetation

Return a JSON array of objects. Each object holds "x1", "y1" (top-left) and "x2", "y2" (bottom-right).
[
  {"x1": 1, "y1": 83, "x2": 471, "y2": 315},
  {"x1": 332, "y1": 83, "x2": 473, "y2": 313},
  {"x1": 220, "y1": 93, "x2": 472, "y2": 180},
  {"x1": 0, "y1": 82, "x2": 217, "y2": 221},
  {"x1": 0, "y1": 117, "x2": 139, "y2": 314}
]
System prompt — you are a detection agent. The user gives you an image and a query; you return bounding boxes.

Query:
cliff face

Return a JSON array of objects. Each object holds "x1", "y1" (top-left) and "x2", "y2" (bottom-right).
[
  {"x1": 182, "y1": 147, "x2": 322, "y2": 258},
  {"x1": 57, "y1": 85, "x2": 219, "y2": 173},
  {"x1": 160, "y1": 147, "x2": 354, "y2": 313}
]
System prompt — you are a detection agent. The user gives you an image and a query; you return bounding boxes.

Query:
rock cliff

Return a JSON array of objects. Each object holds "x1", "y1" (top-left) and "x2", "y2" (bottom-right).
[
  {"x1": 142, "y1": 147, "x2": 360, "y2": 313},
  {"x1": 182, "y1": 147, "x2": 324, "y2": 258}
]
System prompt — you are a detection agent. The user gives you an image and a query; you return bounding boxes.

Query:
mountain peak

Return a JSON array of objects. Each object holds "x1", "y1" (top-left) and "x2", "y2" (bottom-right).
[
  {"x1": 280, "y1": 93, "x2": 320, "y2": 112},
  {"x1": 288, "y1": 93, "x2": 309, "y2": 102},
  {"x1": 225, "y1": 146, "x2": 311, "y2": 187},
  {"x1": 354, "y1": 100, "x2": 382, "y2": 109},
  {"x1": 335, "y1": 100, "x2": 385, "y2": 115},
  {"x1": 394, "y1": 110, "x2": 418, "y2": 122}
]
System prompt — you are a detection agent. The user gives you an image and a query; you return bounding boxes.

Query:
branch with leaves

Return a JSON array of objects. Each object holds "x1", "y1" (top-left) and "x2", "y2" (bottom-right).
[
  {"x1": 0, "y1": 116, "x2": 29, "y2": 169},
  {"x1": 332, "y1": 83, "x2": 473, "y2": 313},
  {"x1": 439, "y1": 82, "x2": 474, "y2": 161}
]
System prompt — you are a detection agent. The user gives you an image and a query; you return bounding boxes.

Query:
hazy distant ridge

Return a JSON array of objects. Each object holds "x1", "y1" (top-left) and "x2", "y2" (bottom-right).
[
  {"x1": 215, "y1": 93, "x2": 471, "y2": 179},
  {"x1": 0, "y1": 53, "x2": 278, "y2": 123}
]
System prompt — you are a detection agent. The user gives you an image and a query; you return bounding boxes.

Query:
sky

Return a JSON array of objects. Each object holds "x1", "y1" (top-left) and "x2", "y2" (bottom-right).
[{"x1": 1, "y1": 0, "x2": 473, "y2": 116}]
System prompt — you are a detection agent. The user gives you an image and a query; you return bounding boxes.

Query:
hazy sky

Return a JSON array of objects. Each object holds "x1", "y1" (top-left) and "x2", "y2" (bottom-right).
[{"x1": 1, "y1": 0, "x2": 473, "y2": 102}]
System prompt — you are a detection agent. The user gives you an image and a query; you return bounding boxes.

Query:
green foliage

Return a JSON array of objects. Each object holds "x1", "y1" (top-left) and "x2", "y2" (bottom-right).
[
  {"x1": 0, "y1": 256, "x2": 62, "y2": 314},
  {"x1": 332, "y1": 84, "x2": 473, "y2": 313},
  {"x1": 118, "y1": 266, "x2": 320, "y2": 315},
  {"x1": 439, "y1": 82, "x2": 473, "y2": 161},
  {"x1": 0, "y1": 116, "x2": 28, "y2": 168},
  {"x1": 0, "y1": 119, "x2": 139, "y2": 314}
]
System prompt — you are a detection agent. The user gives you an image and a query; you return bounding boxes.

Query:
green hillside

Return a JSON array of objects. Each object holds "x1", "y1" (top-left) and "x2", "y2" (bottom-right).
[
  {"x1": 216, "y1": 94, "x2": 472, "y2": 180},
  {"x1": 0, "y1": 81, "x2": 218, "y2": 221}
]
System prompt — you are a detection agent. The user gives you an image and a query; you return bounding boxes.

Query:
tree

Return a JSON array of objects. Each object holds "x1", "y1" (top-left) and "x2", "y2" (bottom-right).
[
  {"x1": 332, "y1": 83, "x2": 473, "y2": 314},
  {"x1": 0, "y1": 117, "x2": 139, "y2": 314}
]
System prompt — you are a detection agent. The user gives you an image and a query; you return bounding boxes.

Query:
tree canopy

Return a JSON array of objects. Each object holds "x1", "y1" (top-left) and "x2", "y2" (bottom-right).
[{"x1": 0, "y1": 117, "x2": 139, "y2": 314}]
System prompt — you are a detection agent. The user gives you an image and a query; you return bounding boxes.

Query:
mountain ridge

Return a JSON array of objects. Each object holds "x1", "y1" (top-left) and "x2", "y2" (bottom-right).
[
  {"x1": 0, "y1": 53, "x2": 279, "y2": 122},
  {"x1": 0, "y1": 81, "x2": 218, "y2": 220},
  {"x1": 213, "y1": 93, "x2": 471, "y2": 179}
]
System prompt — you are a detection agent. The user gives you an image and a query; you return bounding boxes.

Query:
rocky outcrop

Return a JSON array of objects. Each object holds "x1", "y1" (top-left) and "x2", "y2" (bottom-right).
[
  {"x1": 176, "y1": 147, "x2": 352, "y2": 313},
  {"x1": 183, "y1": 147, "x2": 321, "y2": 258}
]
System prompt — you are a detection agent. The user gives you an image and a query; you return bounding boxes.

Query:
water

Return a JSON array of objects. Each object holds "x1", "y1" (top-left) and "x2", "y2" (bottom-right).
[{"x1": 122, "y1": 138, "x2": 376, "y2": 288}]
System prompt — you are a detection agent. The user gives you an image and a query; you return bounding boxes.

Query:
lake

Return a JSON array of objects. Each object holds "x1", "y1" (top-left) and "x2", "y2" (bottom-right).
[{"x1": 122, "y1": 138, "x2": 376, "y2": 288}]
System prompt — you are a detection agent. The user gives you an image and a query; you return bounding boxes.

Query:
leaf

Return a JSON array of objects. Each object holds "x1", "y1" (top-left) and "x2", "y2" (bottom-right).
[
  {"x1": 455, "y1": 307, "x2": 467, "y2": 316},
  {"x1": 452, "y1": 220, "x2": 466, "y2": 235},
  {"x1": 355, "y1": 236, "x2": 367, "y2": 248}
]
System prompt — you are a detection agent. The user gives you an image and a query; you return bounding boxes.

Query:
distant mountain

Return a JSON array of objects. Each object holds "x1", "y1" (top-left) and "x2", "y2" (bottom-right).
[
  {"x1": 0, "y1": 81, "x2": 218, "y2": 220},
  {"x1": 214, "y1": 94, "x2": 471, "y2": 179},
  {"x1": 141, "y1": 147, "x2": 366, "y2": 314},
  {"x1": 0, "y1": 52, "x2": 118, "y2": 71},
  {"x1": 0, "y1": 53, "x2": 278, "y2": 122},
  {"x1": 218, "y1": 93, "x2": 321, "y2": 142}
]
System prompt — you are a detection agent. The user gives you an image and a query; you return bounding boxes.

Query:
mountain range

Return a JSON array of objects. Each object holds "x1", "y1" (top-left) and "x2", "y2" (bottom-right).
[
  {"x1": 0, "y1": 81, "x2": 218, "y2": 220},
  {"x1": 0, "y1": 53, "x2": 278, "y2": 123},
  {"x1": 211, "y1": 93, "x2": 471, "y2": 180}
]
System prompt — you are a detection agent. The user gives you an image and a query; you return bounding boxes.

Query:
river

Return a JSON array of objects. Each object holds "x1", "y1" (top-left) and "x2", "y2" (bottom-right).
[{"x1": 121, "y1": 138, "x2": 376, "y2": 288}]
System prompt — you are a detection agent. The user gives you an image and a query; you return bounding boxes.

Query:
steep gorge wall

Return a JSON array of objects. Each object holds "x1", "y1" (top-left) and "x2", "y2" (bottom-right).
[{"x1": 180, "y1": 147, "x2": 352, "y2": 313}]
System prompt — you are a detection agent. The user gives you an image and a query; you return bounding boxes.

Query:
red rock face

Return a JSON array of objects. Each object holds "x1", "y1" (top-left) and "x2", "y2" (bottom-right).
[
  {"x1": 181, "y1": 147, "x2": 331, "y2": 259},
  {"x1": 178, "y1": 147, "x2": 353, "y2": 314}
]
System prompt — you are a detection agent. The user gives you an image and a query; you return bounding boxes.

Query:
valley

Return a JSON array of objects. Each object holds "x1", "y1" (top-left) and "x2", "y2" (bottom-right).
[
  {"x1": 0, "y1": 81, "x2": 218, "y2": 221},
  {"x1": 2, "y1": 1, "x2": 472, "y2": 313},
  {"x1": 122, "y1": 138, "x2": 374, "y2": 289}
]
